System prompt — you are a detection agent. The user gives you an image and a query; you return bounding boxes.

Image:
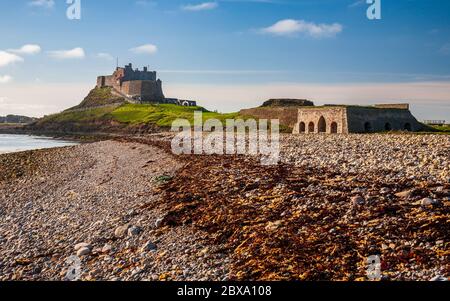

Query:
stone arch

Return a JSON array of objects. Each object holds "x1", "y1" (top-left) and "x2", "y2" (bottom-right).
[
  {"x1": 299, "y1": 122, "x2": 306, "y2": 133},
  {"x1": 364, "y1": 122, "x2": 372, "y2": 133},
  {"x1": 385, "y1": 122, "x2": 392, "y2": 131},
  {"x1": 318, "y1": 116, "x2": 326, "y2": 133},
  {"x1": 330, "y1": 122, "x2": 338, "y2": 134},
  {"x1": 404, "y1": 123, "x2": 412, "y2": 131},
  {"x1": 308, "y1": 122, "x2": 315, "y2": 133}
]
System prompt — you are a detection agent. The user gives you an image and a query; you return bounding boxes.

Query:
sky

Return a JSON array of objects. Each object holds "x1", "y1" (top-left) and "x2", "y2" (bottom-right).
[{"x1": 0, "y1": 0, "x2": 449, "y2": 120}]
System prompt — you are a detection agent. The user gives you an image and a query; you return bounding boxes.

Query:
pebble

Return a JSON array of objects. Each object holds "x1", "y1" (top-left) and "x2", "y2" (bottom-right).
[
  {"x1": 141, "y1": 241, "x2": 157, "y2": 252},
  {"x1": 128, "y1": 226, "x2": 142, "y2": 236},
  {"x1": 420, "y1": 198, "x2": 438, "y2": 206},
  {"x1": 76, "y1": 247, "x2": 91, "y2": 257},
  {"x1": 101, "y1": 244, "x2": 112, "y2": 253},
  {"x1": 351, "y1": 196, "x2": 365, "y2": 206},
  {"x1": 74, "y1": 242, "x2": 92, "y2": 251},
  {"x1": 114, "y1": 224, "x2": 130, "y2": 238}
]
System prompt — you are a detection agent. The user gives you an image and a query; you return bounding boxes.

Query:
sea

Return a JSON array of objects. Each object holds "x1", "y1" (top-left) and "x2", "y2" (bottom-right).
[{"x1": 0, "y1": 134, "x2": 78, "y2": 154}]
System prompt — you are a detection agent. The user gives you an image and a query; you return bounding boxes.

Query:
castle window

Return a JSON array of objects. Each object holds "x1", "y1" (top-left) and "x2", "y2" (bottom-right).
[
  {"x1": 330, "y1": 122, "x2": 338, "y2": 134},
  {"x1": 308, "y1": 122, "x2": 315, "y2": 133},
  {"x1": 299, "y1": 122, "x2": 306, "y2": 133},
  {"x1": 318, "y1": 116, "x2": 326, "y2": 133}
]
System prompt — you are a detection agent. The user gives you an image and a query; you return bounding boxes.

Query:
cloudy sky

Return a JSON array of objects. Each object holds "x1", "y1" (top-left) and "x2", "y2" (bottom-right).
[{"x1": 0, "y1": 0, "x2": 449, "y2": 120}]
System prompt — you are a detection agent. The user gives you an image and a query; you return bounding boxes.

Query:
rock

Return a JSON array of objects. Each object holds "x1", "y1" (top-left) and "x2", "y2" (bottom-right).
[
  {"x1": 76, "y1": 247, "x2": 91, "y2": 256},
  {"x1": 74, "y1": 242, "x2": 92, "y2": 251},
  {"x1": 430, "y1": 275, "x2": 448, "y2": 281},
  {"x1": 351, "y1": 195, "x2": 365, "y2": 206},
  {"x1": 420, "y1": 198, "x2": 438, "y2": 206},
  {"x1": 380, "y1": 187, "x2": 391, "y2": 194},
  {"x1": 155, "y1": 218, "x2": 164, "y2": 228},
  {"x1": 265, "y1": 220, "x2": 282, "y2": 231},
  {"x1": 141, "y1": 241, "x2": 157, "y2": 252},
  {"x1": 128, "y1": 226, "x2": 142, "y2": 236},
  {"x1": 114, "y1": 224, "x2": 130, "y2": 238},
  {"x1": 395, "y1": 189, "x2": 414, "y2": 199},
  {"x1": 101, "y1": 244, "x2": 112, "y2": 253}
]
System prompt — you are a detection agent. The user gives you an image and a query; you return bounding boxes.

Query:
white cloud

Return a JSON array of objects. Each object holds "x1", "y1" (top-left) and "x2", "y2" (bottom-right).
[
  {"x1": 28, "y1": 0, "x2": 55, "y2": 8},
  {"x1": 96, "y1": 52, "x2": 114, "y2": 60},
  {"x1": 261, "y1": 19, "x2": 343, "y2": 38},
  {"x1": 7, "y1": 44, "x2": 41, "y2": 55},
  {"x1": 47, "y1": 47, "x2": 85, "y2": 59},
  {"x1": 129, "y1": 44, "x2": 158, "y2": 55},
  {"x1": 0, "y1": 75, "x2": 13, "y2": 84},
  {"x1": 0, "y1": 51, "x2": 24, "y2": 67},
  {"x1": 182, "y1": 2, "x2": 218, "y2": 11}
]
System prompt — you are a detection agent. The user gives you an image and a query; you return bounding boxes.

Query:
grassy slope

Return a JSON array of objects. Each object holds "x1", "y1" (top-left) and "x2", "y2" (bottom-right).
[
  {"x1": 34, "y1": 103, "x2": 242, "y2": 131},
  {"x1": 111, "y1": 104, "x2": 240, "y2": 127}
]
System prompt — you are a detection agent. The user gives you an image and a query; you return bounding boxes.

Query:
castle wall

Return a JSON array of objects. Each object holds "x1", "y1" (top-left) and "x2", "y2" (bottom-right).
[
  {"x1": 294, "y1": 107, "x2": 348, "y2": 134},
  {"x1": 121, "y1": 80, "x2": 165, "y2": 102},
  {"x1": 96, "y1": 75, "x2": 116, "y2": 88}
]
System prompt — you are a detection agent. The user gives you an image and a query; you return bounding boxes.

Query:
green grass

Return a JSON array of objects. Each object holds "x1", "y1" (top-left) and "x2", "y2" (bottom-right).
[
  {"x1": 109, "y1": 103, "x2": 240, "y2": 127},
  {"x1": 431, "y1": 124, "x2": 450, "y2": 132},
  {"x1": 38, "y1": 106, "x2": 117, "y2": 124},
  {"x1": 36, "y1": 103, "x2": 243, "y2": 129}
]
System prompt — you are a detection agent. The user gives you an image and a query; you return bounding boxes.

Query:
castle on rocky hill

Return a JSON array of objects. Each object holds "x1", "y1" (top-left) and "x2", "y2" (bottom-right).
[{"x1": 97, "y1": 63, "x2": 196, "y2": 106}]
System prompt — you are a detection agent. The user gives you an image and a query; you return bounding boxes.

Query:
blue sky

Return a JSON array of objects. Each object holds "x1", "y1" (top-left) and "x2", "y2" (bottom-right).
[{"x1": 0, "y1": 0, "x2": 449, "y2": 119}]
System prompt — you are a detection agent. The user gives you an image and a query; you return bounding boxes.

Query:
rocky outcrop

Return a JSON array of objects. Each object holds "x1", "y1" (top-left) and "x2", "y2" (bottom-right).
[
  {"x1": 261, "y1": 99, "x2": 314, "y2": 108},
  {"x1": 71, "y1": 87, "x2": 126, "y2": 109}
]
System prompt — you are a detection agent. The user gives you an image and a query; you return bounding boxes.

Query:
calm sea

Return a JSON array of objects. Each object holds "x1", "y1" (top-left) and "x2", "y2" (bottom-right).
[{"x1": 0, "y1": 134, "x2": 78, "y2": 154}]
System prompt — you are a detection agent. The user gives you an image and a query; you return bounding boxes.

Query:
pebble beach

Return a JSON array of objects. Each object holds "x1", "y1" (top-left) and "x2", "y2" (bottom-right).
[{"x1": 0, "y1": 134, "x2": 448, "y2": 281}]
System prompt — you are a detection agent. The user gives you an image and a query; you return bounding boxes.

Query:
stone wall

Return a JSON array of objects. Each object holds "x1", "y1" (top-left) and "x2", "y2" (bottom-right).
[
  {"x1": 96, "y1": 75, "x2": 116, "y2": 89},
  {"x1": 346, "y1": 107, "x2": 422, "y2": 133},
  {"x1": 293, "y1": 105, "x2": 423, "y2": 134},
  {"x1": 121, "y1": 80, "x2": 165, "y2": 102},
  {"x1": 293, "y1": 107, "x2": 347, "y2": 134}
]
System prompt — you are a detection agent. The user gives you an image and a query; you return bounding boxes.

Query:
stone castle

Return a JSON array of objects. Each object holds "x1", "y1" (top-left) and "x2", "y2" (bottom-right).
[{"x1": 97, "y1": 63, "x2": 196, "y2": 106}]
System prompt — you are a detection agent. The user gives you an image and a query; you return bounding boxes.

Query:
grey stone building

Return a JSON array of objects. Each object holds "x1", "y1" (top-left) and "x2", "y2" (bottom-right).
[{"x1": 293, "y1": 104, "x2": 423, "y2": 134}]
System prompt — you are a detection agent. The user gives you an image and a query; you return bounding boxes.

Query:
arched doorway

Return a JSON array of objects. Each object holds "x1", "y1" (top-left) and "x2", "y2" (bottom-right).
[
  {"x1": 299, "y1": 122, "x2": 306, "y2": 133},
  {"x1": 364, "y1": 122, "x2": 372, "y2": 133},
  {"x1": 308, "y1": 122, "x2": 315, "y2": 133},
  {"x1": 404, "y1": 123, "x2": 412, "y2": 131},
  {"x1": 318, "y1": 116, "x2": 326, "y2": 133},
  {"x1": 385, "y1": 123, "x2": 392, "y2": 131},
  {"x1": 330, "y1": 122, "x2": 338, "y2": 134}
]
